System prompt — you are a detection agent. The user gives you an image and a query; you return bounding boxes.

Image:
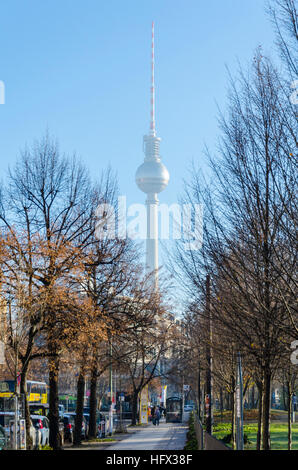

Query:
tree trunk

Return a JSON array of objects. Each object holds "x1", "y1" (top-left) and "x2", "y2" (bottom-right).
[
  {"x1": 256, "y1": 381, "x2": 263, "y2": 450},
  {"x1": 131, "y1": 390, "x2": 139, "y2": 426},
  {"x1": 197, "y1": 366, "x2": 201, "y2": 421},
  {"x1": 282, "y1": 383, "x2": 287, "y2": 410},
  {"x1": 227, "y1": 391, "x2": 231, "y2": 411},
  {"x1": 287, "y1": 380, "x2": 292, "y2": 451},
  {"x1": 231, "y1": 378, "x2": 236, "y2": 449},
  {"x1": 20, "y1": 366, "x2": 33, "y2": 450},
  {"x1": 88, "y1": 364, "x2": 98, "y2": 439},
  {"x1": 48, "y1": 354, "x2": 61, "y2": 450},
  {"x1": 74, "y1": 371, "x2": 85, "y2": 445},
  {"x1": 219, "y1": 387, "x2": 223, "y2": 420},
  {"x1": 251, "y1": 385, "x2": 255, "y2": 409},
  {"x1": 262, "y1": 370, "x2": 271, "y2": 451}
]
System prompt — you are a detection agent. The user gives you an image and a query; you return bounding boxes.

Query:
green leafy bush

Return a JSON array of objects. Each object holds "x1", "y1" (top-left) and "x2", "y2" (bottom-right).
[{"x1": 184, "y1": 413, "x2": 198, "y2": 450}]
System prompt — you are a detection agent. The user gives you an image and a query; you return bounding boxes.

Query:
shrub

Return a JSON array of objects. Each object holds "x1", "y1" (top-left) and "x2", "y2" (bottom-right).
[{"x1": 184, "y1": 413, "x2": 198, "y2": 450}]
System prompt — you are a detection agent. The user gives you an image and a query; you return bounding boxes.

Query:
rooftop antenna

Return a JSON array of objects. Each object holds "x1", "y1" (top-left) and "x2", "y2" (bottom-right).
[{"x1": 150, "y1": 21, "x2": 156, "y2": 136}]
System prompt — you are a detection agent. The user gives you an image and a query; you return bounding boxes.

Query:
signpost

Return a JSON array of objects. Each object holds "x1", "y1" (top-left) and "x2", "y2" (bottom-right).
[
  {"x1": 292, "y1": 394, "x2": 296, "y2": 423},
  {"x1": 139, "y1": 385, "x2": 148, "y2": 424},
  {"x1": 236, "y1": 352, "x2": 244, "y2": 450},
  {"x1": 161, "y1": 385, "x2": 167, "y2": 408},
  {"x1": 109, "y1": 339, "x2": 113, "y2": 435},
  {"x1": 19, "y1": 419, "x2": 26, "y2": 450}
]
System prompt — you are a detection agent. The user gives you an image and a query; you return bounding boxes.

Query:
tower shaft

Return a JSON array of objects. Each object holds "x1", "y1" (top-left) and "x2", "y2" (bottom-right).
[{"x1": 146, "y1": 193, "x2": 159, "y2": 288}]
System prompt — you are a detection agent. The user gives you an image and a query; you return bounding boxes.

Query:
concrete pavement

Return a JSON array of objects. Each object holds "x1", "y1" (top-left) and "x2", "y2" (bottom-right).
[{"x1": 107, "y1": 414, "x2": 189, "y2": 451}]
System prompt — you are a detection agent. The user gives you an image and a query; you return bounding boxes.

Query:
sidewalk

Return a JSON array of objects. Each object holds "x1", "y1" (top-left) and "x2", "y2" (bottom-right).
[
  {"x1": 108, "y1": 418, "x2": 188, "y2": 451},
  {"x1": 63, "y1": 423, "x2": 151, "y2": 451},
  {"x1": 64, "y1": 415, "x2": 189, "y2": 451}
]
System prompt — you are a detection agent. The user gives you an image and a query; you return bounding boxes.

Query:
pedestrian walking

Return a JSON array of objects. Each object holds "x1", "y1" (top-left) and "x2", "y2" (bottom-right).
[
  {"x1": 154, "y1": 407, "x2": 160, "y2": 426},
  {"x1": 151, "y1": 406, "x2": 156, "y2": 425}
]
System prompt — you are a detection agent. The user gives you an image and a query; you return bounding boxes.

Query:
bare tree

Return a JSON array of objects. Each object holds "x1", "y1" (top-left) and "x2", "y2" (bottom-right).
[
  {"x1": 169, "y1": 51, "x2": 297, "y2": 450},
  {"x1": 0, "y1": 134, "x2": 99, "y2": 448},
  {"x1": 268, "y1": 0, "x2": 298, "y2": 77}
]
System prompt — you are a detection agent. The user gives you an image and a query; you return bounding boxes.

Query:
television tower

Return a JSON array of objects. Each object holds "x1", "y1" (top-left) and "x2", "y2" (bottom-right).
[{"x1": 135, "y1": 22, "x2": 170, "y2": 287}]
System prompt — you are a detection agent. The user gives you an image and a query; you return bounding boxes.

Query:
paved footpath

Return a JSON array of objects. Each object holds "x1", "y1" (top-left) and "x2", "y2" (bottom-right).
[{"x1": 107, "y1": 414, "x2": 189, "y2": 451}]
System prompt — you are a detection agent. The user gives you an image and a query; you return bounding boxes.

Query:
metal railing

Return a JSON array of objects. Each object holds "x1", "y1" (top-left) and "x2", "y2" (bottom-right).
[
  {"x1": 194, "y1": 413, "x2": 230, "y2": 451},
  {"x1": 193, "y1": 415, "x2": 204, "y2": 450}
]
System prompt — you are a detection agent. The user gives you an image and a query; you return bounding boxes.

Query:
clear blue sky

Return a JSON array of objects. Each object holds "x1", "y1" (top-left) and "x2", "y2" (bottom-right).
[{"x1": 0, "y1": 0, "x2": 277, "y2": 288}]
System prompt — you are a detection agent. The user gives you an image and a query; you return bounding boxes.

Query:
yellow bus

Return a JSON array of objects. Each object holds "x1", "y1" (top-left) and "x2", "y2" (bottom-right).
[
  {"x1": 0, "y1": 380, "x2": 48, "y2": 404},
  {"x1": 27, "y1": 381, "x2": 48, "y2": 404}
]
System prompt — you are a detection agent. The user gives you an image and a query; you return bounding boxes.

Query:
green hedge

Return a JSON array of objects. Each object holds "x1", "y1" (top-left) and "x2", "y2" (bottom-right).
[{"x1": 184, "y1": 413, "x2": 198, "y2": 450}]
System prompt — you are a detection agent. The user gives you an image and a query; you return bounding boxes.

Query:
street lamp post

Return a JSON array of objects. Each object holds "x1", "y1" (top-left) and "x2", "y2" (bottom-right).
[
  {"x1": 109, "y1": 338, "x2": 113, "y2": 435},
  {"x1": 205, "y1": 274, "x2": 213, "y2": 434},
  {"x1": 236, "y1": 352, "x2": 244, "y2": 450}
]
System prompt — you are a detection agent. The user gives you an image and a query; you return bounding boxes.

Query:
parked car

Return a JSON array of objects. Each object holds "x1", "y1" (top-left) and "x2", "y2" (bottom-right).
[
  {"x1": 65, "y1": 412, "x2": 88, "y2": 439},
  {"x1": 183, "y1": 404, "x2": 194, "y2": 412},
  {"x1": 0, "y1": 424, "x2": 8, "y2": 450},
  {"x1": 58, "y1": 404, "x2": 65, "y2": 418},
  {"x1": 83, "y1": 411, "x2": 106, "y2": 437},
  {"x1": 0, "y1": 412, "x2": 41, "y2": 449},
  {"x1": 63, "y1": 414, "x2": 74, "y2": 443},
  {"x1": 31, "y1": 415, "x2": 50, "y2": 447}
]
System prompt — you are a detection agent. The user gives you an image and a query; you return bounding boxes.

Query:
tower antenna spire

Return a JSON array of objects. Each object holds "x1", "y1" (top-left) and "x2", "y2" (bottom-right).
[{"x1": 150, "y1": 21, "x2": 156, "y2": 136}]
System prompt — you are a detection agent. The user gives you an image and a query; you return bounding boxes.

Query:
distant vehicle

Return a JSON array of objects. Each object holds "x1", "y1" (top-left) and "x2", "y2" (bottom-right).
[
  {"x1": 83, "y1": 410, "x2": 106, "y2": 437},
  {"x1": 27, "y1": 381, "x2": 48, "y2": 404},
  {"x1": 63, "y1": 414, "x2": 74, "y2": 443},
  {"x1": 31, "y1": 415, "x2": 50, "y2": 447},
  {"x1": 30, "y1": 418, "x2": 42, "y2": 448},
  {"x1": 166, "y1": 397, "x2": 183, "y2": 423},
  {"x1": 28, "y1": 403, "x2": 64, "y2": 445},
  {"x1": 29, "y1": 403, "x2": 49, "y2": 417},
  {"x1": 0, "y1": 424, "x2": 7, "y2": 450},
  {"x1": 0, "y1": 411, "x2": 41, "y2": 449},
  {"x1": 184, "y1": 404, "x2": 194, "y2": 412},
  {"x1": 63, "y1": 413, "x2": 88, "y2": 441},
  {"x1": 0, "y1": 380, "x2": 48, "y2": 404}
]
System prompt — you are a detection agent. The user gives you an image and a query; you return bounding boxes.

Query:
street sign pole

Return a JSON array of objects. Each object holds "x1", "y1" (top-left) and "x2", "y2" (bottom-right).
[
  {"x1": 292, "y1": 395, "x2": 296, "y2": 423},
  {"x1": 109, "y1": 340, "x2": 113, "y2": 435},
  {"x1": 205, "y1": 274, "x2": 213, "y2": 434},
  {"x1": 14, "y1": 394, "x2": 18, "y2": 450},
  {"x1": 236, "y1": 352, "x2": 244, "y2": 450}
]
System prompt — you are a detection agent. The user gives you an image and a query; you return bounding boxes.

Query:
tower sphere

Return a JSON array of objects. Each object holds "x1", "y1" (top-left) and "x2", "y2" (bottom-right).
[{"x1": 135, "y1": 159, "x2": 169, "y2": 194}]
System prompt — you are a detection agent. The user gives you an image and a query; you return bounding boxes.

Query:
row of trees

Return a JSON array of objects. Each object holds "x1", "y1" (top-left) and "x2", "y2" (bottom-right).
[
  {"x1": 0, "y1": 135, "x2": 176, "y2": 449},
  {"x1": 170, "y1": 0, "x2": 297, "y2": 450}
]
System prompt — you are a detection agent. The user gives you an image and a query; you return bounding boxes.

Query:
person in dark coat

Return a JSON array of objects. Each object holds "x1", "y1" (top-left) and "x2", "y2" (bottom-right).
[
  {"x1": 154, "y1": 407, "x2": 161, "y2": 426},
  {"x1": 151, "y1": 406, "x2": 156, "y2": 425}
]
